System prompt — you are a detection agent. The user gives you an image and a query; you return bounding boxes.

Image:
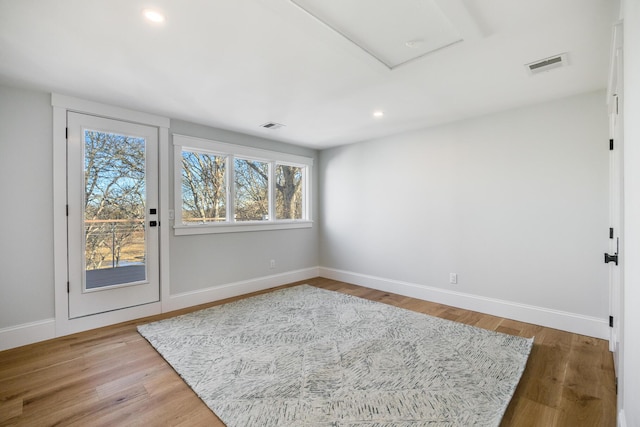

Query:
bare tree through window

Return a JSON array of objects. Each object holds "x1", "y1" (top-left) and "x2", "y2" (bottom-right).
[
  {"x1": 84, "y1": 130, "x2": 146, "y2": 271},
  {"x1": 181, "y1": 151, "x2": 227, "y2": 223},
  {"x1": 276, "y1": 164, "x2": 303, "y2": 220},
  {"x1": 178, "y1": 144, "x2": 308, "y2": 227},
  {"x1": 234, "y1": 158, "x2": 269, "y2": 221}
]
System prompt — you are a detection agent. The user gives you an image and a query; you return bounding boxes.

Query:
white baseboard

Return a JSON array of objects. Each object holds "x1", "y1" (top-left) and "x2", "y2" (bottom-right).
[
  {"x1": 1, "y1": 267, "x2": 320, "y2": 352},
  {"x1": 618, "y1": 409, "x2": 626, "y2": 427},
  {"x1": 0, "y1": 318, "x2": 56, "y2": 352},
  {"x1": 2, "y1": 266, "x2": 606, "y2": 350},
  {"x1": 163, "y1": 267, "x2": 320, "y2": 313},
  {"x1": 319, "y1": 267, "x2": 609, "y2": 340}
]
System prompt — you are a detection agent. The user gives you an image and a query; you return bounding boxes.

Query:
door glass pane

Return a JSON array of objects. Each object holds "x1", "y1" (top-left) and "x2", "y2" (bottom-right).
[{"x1": 84, "y1": 130, "x2": 146, "y2": 289}]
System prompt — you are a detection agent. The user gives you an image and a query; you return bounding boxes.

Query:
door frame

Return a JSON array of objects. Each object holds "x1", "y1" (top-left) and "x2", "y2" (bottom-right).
[{"x1": 52, "y1": 93, "x2": 171, "y2": 337}]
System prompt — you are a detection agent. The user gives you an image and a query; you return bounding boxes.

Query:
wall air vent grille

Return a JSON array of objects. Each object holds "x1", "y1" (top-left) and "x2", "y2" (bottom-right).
[{"x1": 525, "y1": 53, "x2": 568, "y2": 75}]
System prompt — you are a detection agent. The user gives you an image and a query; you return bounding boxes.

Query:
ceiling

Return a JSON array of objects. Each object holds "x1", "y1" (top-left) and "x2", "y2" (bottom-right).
[{"x1": 0, "y1": 0, "x2": 618, "y2": 149}]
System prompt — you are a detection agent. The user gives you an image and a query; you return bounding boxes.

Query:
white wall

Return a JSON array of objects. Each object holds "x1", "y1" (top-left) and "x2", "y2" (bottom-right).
[
  {"x1": 0, "y1": 83, "x2": 612, "y2": 348},
  {"x1": 320, "y1": 91, "x2": 609, "y2": 329},
  {"x1": 621, "y1": 1, "x2": 640, "y2": 425},
  {"x1": 0, "y1": 85, "x2": 319, "y2": 343},
  {"x1": 0, "y1": 86, "x2": 54, "y2": 329}
]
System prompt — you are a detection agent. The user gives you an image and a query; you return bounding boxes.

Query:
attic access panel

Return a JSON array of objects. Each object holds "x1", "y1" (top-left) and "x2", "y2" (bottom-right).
[{"x1": 291, "y1": 0, "x2": 469, "y2": 69}]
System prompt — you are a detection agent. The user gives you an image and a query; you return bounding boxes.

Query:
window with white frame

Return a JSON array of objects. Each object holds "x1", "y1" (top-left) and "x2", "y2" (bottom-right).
[{"x1": 174, "y1": 134, "x2": 312, "y2": 235}]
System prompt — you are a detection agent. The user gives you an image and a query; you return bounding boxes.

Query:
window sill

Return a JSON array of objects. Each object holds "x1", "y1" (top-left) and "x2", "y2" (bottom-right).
[{"x1": 173, "y1": 220, "x2": 313, "y2": 235}]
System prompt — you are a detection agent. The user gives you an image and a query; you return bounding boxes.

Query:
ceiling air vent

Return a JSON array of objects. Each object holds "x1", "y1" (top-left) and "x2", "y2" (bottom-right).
[
  {"x1": 525, "y1": 53, "x2": 568, "y2": 75},
  {"x1": 260, "y1": 122, "x2": 286, "y2": 130}
]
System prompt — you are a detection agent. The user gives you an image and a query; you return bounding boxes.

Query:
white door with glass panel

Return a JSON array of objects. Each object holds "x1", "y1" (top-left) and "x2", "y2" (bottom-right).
[{"x1": 67, "y1": 113, "x2": 159, "y2": 318}]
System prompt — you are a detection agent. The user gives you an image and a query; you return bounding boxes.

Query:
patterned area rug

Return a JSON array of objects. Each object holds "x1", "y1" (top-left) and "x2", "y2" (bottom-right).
[{"x1": 138, "y1": 285, "x2": 533, "y2": 426}]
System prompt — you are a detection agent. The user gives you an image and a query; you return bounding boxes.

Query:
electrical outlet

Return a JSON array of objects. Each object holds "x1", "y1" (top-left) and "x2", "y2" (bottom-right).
[
  {"x1": 449, "y1": 273, "x2": 458, "y2": 284},
  {"x1": 269, "y1": 259, "x2": 276, "y2": 269}
]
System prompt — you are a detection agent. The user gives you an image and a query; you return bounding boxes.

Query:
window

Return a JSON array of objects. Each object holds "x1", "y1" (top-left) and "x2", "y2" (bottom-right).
[
  {"x1": 173, "y1": 134, "x2": 312, "y2": 235},
  {"x1": 181, "y1": 150, "x2": 227, "y2": 224},
  {"x1": 276, "y1": 164, "x2": 303, "y2": 220},
  {"x1": 234, "y1": 158, "x2": 269, "y2": 221}
]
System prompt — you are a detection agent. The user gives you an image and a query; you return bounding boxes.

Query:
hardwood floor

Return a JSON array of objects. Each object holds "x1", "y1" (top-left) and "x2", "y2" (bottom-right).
[{"x1": 0, "y1": 278, "x2": 616, "y2": 426}]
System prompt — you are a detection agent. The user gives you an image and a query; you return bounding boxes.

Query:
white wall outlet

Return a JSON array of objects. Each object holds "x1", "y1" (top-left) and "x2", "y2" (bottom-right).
[
  {"x1": 449, "y1": 273, "x2": 458, "y2": 284},
  {"x1": 269, "y1": 259, "x2": 276, "y2": 269}
]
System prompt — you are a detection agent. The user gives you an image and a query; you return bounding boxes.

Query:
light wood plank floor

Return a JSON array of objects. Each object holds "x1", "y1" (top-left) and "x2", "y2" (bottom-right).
[{"x1": 0, "y1": 277, "x2": 616, "y2": 426}]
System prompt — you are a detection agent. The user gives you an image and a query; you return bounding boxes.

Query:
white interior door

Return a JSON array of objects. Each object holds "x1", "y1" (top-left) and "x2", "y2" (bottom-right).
[
  {"x1": 67, "y1": 112, "x2": 160, "y2": 318},
  {"x1": 608, "y1": 94, "x2": 623, "y2": 374},
  {"x1": 607, "y1": 23, "x2": 623, "y2": 375}
]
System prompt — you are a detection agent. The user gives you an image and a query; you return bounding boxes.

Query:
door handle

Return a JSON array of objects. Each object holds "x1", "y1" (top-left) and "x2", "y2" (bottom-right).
[{"x1": 604, "y1": 252, "x2": 618, "y2": 265}]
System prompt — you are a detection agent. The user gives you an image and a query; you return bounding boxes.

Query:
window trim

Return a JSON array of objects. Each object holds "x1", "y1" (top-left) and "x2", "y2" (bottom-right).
[{"x1": 173, "y1": 134, "x2": 313, "y2": 235}]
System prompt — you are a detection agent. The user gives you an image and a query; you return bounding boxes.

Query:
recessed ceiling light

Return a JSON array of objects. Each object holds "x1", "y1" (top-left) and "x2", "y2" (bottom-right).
[
  {"x1": 142, "y1": 9, "x2": 166, "y2": 24},
  {"x1": 373, "y1": 111, "x2": 384, "y2": 118}
]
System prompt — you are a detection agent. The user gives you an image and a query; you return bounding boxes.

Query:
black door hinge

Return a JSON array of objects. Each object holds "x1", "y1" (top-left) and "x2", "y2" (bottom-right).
[
  {"x1": 66, "y1": 204, "x2": 69, "y2": 216},
  {"x1": 609, "y1": 228, "x2": 614, "y2": 239},
  {"x1": 604, "y1": 253, "x2": 619, "y2": 265},
  {"x1": 65, "y1": 127, "x2": 68, "y2": 139},
  {"x1": 610, "y1": 139, "x2": 614, "y2": 150},
  {"x1": 67, "y1": 281, "x2": 70, "y2": 293},
  {"x1": 609, "y1": 315, "x2": 614, "y2": 328}
]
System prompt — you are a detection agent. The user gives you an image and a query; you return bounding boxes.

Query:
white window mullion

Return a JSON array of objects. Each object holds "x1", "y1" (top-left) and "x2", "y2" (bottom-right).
[
  {"x1": 303, "y1": 165, "x2": 310, "y2": 221},
  {"x1": 228, "y1": 155, "x2": 235, "y2": 223},
  {"x1": 174, "y1": 145, "x2": 184, "y2": 226},
  {"x1": 268, "y1": 161, "x2": 275, "y2": 222}
]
